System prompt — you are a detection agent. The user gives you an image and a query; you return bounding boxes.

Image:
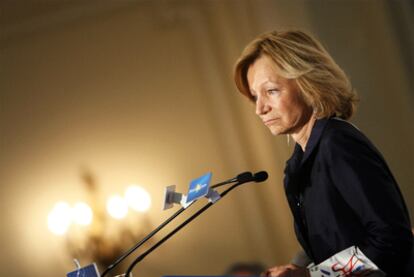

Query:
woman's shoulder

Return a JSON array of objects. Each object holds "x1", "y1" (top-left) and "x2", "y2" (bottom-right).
[
  {"x1": 322, "y1": 117, "x2": 368, "y2": 144},
  {"x1": 319, "y1": 117, "x2": 384, "y2": 160}
]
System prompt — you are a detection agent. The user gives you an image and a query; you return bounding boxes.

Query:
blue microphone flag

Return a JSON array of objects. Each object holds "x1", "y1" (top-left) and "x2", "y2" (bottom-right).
[
  {"x1": 185, "y1": 172, "x2": 212, "y2": 204},
  {"x1": 67, "y1": 263, "x2": 99, "y2": 277}
]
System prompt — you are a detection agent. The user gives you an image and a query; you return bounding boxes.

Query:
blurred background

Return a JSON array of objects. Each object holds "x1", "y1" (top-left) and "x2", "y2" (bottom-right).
[{"x1": 0, "y1": 0, "x2": 413, "y2": 276}]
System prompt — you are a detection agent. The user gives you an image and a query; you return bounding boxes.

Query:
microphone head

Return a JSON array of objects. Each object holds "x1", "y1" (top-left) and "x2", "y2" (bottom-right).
[
  {"x1": 253, "y1": 171, "x2": 268, "y2": 182},
  {"x1": 236, "y1": 171, "x2": 253, "y2": 183}
]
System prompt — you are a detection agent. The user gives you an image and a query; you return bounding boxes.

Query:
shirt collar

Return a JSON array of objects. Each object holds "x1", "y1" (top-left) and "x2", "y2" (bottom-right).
[{"x1": 286, "y1": 117, "x2": 331, "y2": 172}]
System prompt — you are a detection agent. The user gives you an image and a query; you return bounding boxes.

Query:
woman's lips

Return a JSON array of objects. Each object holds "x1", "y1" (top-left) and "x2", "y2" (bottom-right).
[{"x1": 264, "y1": 118, "x2": 279, "y2": 126}]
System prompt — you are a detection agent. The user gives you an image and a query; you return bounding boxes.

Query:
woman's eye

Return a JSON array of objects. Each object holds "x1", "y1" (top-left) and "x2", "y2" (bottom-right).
[{"x1": 267, "y1": 89, "x2": 279, "y2": 95}]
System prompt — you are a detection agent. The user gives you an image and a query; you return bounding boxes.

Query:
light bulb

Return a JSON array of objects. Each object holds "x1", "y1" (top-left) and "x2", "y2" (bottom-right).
[
  {"x1": 106, "y1": 195, "x2": 128, "y2": 219},
  {"x1": 72, "y1": 202, "x2": 93, "y2": 226},
  {"x1": 125, "y1": 185, "x2": 151, "y2": 212},
  {"x1": 47, "y1": 201, "x2": 72, "y2": 235}
]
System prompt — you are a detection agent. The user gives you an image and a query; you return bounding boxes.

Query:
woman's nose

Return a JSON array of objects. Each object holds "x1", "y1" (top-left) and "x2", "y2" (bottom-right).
[{"x1": 256, "y1": 97, "x2": 270, "y2": 115}]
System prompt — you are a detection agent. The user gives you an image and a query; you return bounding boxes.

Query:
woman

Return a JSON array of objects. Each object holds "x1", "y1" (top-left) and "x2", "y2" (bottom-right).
[{"x1": 234, "y1": 30, "x2": 413, "y2": 276}]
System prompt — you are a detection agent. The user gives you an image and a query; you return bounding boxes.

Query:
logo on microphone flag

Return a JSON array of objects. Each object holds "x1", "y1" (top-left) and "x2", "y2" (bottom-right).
[{"x1": 185, "y1": 172, "x2": 212, "y2": 204}]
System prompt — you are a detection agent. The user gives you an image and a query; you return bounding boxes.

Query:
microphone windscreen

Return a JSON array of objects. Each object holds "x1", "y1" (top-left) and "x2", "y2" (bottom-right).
[
  {"x1": 237, "y1": 172, "x2": 253, "y2": 183},
  {"x1": 254, "y1": 171, "x2": 268, "y2": 182}
]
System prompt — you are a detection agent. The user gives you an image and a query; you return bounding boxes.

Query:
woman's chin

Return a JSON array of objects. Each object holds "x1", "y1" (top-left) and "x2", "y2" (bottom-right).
[{"x1": 268, "y1": 126, "x2": 285, "y2": 136}]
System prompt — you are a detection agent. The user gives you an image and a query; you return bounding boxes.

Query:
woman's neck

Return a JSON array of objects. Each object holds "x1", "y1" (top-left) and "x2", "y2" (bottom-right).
[{"x1": 291, "y1": 116, "x2": 317, "y2": 151}]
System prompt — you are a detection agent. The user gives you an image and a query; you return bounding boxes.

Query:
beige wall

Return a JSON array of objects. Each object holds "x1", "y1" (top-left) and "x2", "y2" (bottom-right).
[{"x1": 0, "y1": 1, "x2": 412, "y2": 276}]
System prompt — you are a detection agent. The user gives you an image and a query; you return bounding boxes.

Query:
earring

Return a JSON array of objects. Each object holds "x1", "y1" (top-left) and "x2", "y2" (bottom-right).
[
  {"x1": 287, "y1": 134, "x2": 290, "y2": 146},
  {"x1": 312, "y1": 107, "x2": 318, "y2": 120}
]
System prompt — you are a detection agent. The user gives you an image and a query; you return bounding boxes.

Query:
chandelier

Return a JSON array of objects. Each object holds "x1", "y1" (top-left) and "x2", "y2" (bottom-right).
[{"x1": 47, "y1": 169, "x2": 153, "y2": 274}]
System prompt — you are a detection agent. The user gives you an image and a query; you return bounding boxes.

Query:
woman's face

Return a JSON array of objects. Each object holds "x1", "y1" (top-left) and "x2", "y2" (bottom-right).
[{"x1": 247, "y1": 55, "x2": 312, "y2": 136}]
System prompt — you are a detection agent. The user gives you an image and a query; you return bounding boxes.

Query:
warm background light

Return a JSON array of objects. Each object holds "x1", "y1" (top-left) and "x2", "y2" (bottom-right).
[
  {"x1": 47, "y1": 202, "x2": 72, "y2": 235},
  {"x1": 125, "y1": 185, "x2": 152, "y2": 212},
  {"x1": 106, "y1": 195, "x2": 128, "y2": 219},
  {"x1": 72, "y1": 202, "x2": 93, "y2": 226}
]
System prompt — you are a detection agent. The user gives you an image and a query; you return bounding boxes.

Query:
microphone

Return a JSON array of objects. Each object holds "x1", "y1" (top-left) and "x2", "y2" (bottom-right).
[
  {"x1": 124, "y1": 170, "x2": 268, "y2": 277},
  {"x1": 237, "y1": 171, "x2": 254, "y2": 183},
  {"x1": 211, "y1": 171, "x2": 252, "y2": 189},
  {"x1": 253, "y1": 171, "x2": 268, "y2": 182},
  {"x1": 100, "y1": 171, "x2": 254, "y2": 277}
]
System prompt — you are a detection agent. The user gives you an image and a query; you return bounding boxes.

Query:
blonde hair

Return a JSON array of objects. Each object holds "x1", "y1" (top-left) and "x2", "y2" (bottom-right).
[{"x1": 234, "y1": 30, "x2": 358, "y2": 120}]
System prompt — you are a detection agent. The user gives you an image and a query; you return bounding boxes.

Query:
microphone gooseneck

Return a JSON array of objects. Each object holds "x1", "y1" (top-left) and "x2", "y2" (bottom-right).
[
  {"x1": 101, "y1": 171, "x2": 255, "y2": 277},
  {"x1": 124, "y1": 170, "x2": 269, "y2": 277},
  {"x1": 124, "y1": 181, "x2": 243, "y2": 277},
  {"x1": 100, "y1": 206, "x2": 188, "y2": 277}
]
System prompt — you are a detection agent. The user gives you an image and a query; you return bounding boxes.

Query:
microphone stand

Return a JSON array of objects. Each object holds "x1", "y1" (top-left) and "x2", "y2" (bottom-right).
[
  {"x1": 100, "y1": 205, "x2": 189, "y2": 277},
  {"x1": 124, "y1": 181, "x2": 246, "y2": 277},
  {"x1": 100, "y1": 174, "x2": 248, "y2": 277}
]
